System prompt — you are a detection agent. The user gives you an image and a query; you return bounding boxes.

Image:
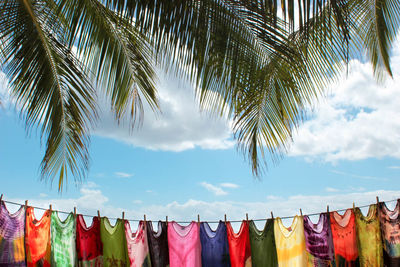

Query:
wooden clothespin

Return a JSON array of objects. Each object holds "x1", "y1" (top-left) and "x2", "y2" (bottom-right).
[
  {"x1": 271, "y1": 211, "x2": 274, "y2": 219},
  {"x1": 49, "y1": 204, "x2": 52, "y2": 216},
  {"x1": 25, "y1": 200, "x2": 28, "y2": 209},
  {"x1": 144, "y1": 214, "x2": 147, "y2": 223},
  {"x1": 0, "y1": 194, "x2": 3, "y2": 202},
  {"x1": 327, "y1": 205, "x2": 330, "y2": 213},
  {"x1": 97, "y1": 210, "x2": 101, "y2": 218},
  {"x1": 197, "y1": 214, "x2": 200, "y2": 225},
  {"x1": 122, "y1": 212, "x2": 125, "y2": 220},
  {"x1": 300, "y1": 209, "x2": 303, "y2": 216},
  {"x1": 73, "y1": 207, "x2": 77, "y2": 217},
  {"x1": 246, "y1": 213, "x2": 249, "y2": 221},
  {"x1": 224, "y1": 214, "x2": 227, "y2": 224},
  {"x1": 352, "y1": 202, "x2": 355, "y2": 210},
  {"x1": 376, "y1": 196, "x2": 380, "y2": 204},
  {"x1": 166, "y1": 216, "x2": 168, "y2": 223}
]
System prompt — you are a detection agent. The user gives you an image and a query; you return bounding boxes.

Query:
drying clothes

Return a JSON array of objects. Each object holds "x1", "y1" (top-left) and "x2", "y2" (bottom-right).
[
  {"x1": 379, "y1": 200, "x2": 400, "y2": 266},
  {"x1": 50, "y1": 212, "x2": 77, "y2": 266},
  {"x1": 0, "y1": 201, "x2": 25, "y2": 266},
  {"x1": 354, "y1": 205, "x2": 383, "y2": 267},
  {"x1": 303, "y1": 213, "x2": 335, "y2": 266},
  {"x1": 200, "y1": 221, "x2": 231, "y2": 267},
  {"x1": 146, "y1": 221, "x2": 169, "y2": 267},
  {"x1": 248, "y1": 219, "x2": 278, "y2": 267},
  {"x1": 274, "y1": 216, "x2": 307, "y2": 267},
  {"x1": 330, "y1": 209, "x2": 359, "y2": 267},
  {"x1": 226, "y1": 220, "x2": 252, "y2": 267},
  {"x1": 168, "y1": 221, "x2": 201, "y2": 267},
  {"x1": 25, "y1": 207, "x2": 51, "y2": 267},
  {"x1": 125, "y1": 220, "x2": 152, "y2": 267},
  {"x1": 76, "y1": 215, "x2": 103, "y2": 267},
  {"x1": 100, "y1": 218, "x2": 128, "y2": 267}
]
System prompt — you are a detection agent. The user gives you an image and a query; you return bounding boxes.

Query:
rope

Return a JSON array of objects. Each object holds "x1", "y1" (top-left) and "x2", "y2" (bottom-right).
[{"x1": 1, "y1": 196, "x2": 397, "y2": 224}]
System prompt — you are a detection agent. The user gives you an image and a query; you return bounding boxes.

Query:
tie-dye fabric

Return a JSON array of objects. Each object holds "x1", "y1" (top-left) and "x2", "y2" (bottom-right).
[
  {"x1": 248, "y1": 219, "x2": 277, "y2": 267},
  {"x1": 303, "y1": 213, "x2": 335, "y2": 267},
  {"x1": 0, "y1": 201, "x2": 25, "y2": 266},
  {"x1": 330, "y1": 209, "x2": 359, "y2": 267},
  {"x1": 168, "y1": 221, "x2": 201, "y2": 267},
  {"x1": 146, "y1": 221, "x2": 169, "y2": 267},
  {"x1": 100, "y1": 218, "x2": 128, "y2": 267},
  {"x1": 76, "y1": 215, "x2": 103, "y2": 267},
  {"x1": 274, "y1": 216, "x2": 307, "y2": 267},
  {"x1": 125, "y1": 221, "x2": 151, "y2": 267},
  {"x1": 25, "y1": 207, "x2": 51, "y2": 267},
  {"x1": 355, "y1": 205, "x2": 383, "y2": 267},
  {"x1": 51, "y1": 212, "x2": 77, "y2": 266},
  {"x1": 379, "y1": 200, "x2": 400, "y2": 266},
  {"x1": 226, "y1": 221, "x2": 252, "y2": 267}
]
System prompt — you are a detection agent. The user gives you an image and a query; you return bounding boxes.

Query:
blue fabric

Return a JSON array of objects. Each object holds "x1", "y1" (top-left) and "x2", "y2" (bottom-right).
[{"x1": 200, "y1": 221, "x2": 231, "y2": 267}]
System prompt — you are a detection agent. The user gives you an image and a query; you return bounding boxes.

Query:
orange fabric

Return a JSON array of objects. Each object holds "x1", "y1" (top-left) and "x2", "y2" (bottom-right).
[
  {"x1": 25, "y1": 207, "x2": 51, "y2": 267},
  {"x1": 330, "y1": 210, "x2": 359, "y2": 262}
]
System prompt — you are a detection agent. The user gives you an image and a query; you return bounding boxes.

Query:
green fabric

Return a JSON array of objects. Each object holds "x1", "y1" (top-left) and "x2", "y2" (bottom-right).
[
  {"x1": 51, "y1": 212, "x2": 77, "y2": 266},
  {"x1": 100, "y1": 218, "x2": 128, "y2": 267},
  {"x1": 249, "y1": 219, "x2": 278, "y2": 267},
  {"x1": 355, "y1": 205, "x2": 384, "y2": 267}
]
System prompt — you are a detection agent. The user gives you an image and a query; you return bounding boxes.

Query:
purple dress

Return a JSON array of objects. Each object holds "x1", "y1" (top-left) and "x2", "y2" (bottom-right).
[
  {"x1": 200, "y1": 221, "x2": 231, "y2": 267},
  {"x1": 303, "y1": 213, "x2": 335, "y2": 266},
  {"x1": 0, "y1": 201, "x2": 26, "y2": 266}
]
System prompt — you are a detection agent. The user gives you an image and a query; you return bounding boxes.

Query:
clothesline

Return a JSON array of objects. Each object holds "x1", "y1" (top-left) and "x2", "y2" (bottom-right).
[{"x1": 1, "y1": 195, "x2": 397, "y2": 224}]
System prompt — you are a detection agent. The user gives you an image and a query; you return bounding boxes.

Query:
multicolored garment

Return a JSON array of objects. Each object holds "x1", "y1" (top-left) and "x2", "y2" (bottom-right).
[
  {"x1": 274, "y1": 216, "x2": 307, "y2": 267},
  {"x1": 100, "y1": 218, "x2": 128, "y2": 267},
  {"x1": 146, "y1": 221, "x2": 169, "y2": 267},
  {"x1": 303, "y1": 213, "x2": 335, "y2": 266},
  {"x1": 25, "y1": 207, "x2": 51, "y2": 267},
  {"x1": 226, "y1": 221, "x2": 252, "y2": 267},
  {"x1": 248, "y1": 219, "x2": 277, "y2": 267},
  {"x1": 50, "y1": 212, "x2": 77, "y2": 266},
  {"x1": 355, "y1": 205, "x2": 383, "y2": 267},
  {"x1": 330, "y1": 209, "x2": 359, "y2": 266},
  {"x1": 76, "y1": 215, "x2": 103, "y2": 267},
  {"x1": 125, "y1": 221, "x2": 151, "y2": 267},
  {"x1": 168, "y1": 221, "x2": 201, "y2": 267},
  {"x1": 0, "y1": 201, "x2": 25, "y2": 266},
  {"x1": 200, "y1": 221, "x2": 231, "y2": 266},
  {"x1": 379, "y1": 200, "x2": 400, "y2": 266}
]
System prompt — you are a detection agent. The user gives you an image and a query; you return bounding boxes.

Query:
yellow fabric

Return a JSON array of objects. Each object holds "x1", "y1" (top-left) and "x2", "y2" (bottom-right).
[{"x1": 274, "y1": 216, "x2": 307, "y2": 267}]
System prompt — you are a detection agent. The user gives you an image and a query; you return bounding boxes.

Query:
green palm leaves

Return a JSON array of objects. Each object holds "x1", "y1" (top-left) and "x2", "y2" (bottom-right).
[{"x1": 0, "y1": 0, "x2": 399, "y2": 190}]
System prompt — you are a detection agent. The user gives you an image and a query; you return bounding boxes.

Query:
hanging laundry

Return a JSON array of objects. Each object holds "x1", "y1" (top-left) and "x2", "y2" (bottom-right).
[
  {"x1": 354, "y1": 204, "x2": 383, "y2": 267},
  {"x1": 330, "y1": 209, "x2": 359, "y2": 266},
  {"x1": 379, "y1": 199, "x2": 400, "y2": 266},
  {"x1": 248, "y1": 219, "x2": 278, "y2": 267},
  {"x1": 50, "y1": 212, "x2": 77, "y2": 266},
  {"x1": 100, "y1": 218, "x2": 128, "y2": 267},
  {"x1": 168, "y1": 221, "x2": 201, "y2": 267},
  {"x1": 226, "y1": 220, "x2": 252, "y2": 267},
  {"x1": 125, "y1": 220, "x2": 152, "y2": 267},
  {"x1": 76, "y1": 215, "x2": 103, "y2": 267},
  {"x1": 146, "y1": 221, "x2": 169, "y2": 267},
  {"x1": 303, "y1": 213, "x2": 335, "y2": 266},
  {"x1": 0, "y1": 201, "x2": 25, "y2": 266},
  {"x1": 200, "y1": 221, "x2": 231, "y2": 266},
  {"x1": 25, "y1": 207, "x2": 51, "y2": 267},
  {"x1": 274, "y1": 215, "x2": 307, "y2": 267}
]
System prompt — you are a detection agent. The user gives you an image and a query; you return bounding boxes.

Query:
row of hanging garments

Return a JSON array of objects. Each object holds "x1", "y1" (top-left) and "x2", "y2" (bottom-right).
[{"x1": 0, "y1": 198, "x2": 399, "y2": 267}]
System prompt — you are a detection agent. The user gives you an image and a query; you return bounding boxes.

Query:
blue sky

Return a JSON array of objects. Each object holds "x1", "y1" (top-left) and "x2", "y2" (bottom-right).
[{"x1": 1, "y1": 38, "x2": 400, "y2": 227}]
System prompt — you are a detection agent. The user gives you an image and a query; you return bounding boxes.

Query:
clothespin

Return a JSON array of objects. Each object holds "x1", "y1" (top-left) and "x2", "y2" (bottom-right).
[
  {"x1": 327, "y1": 205, "x2": 330, "y2": 213},
  {"x1": 224, "y1": 214, "x2": 227, "y2": 224},
  {"x1": 271, "y1": 211, "x2": 274, "y2": 219},
  {"x1": 0, "y1": 194, "x2": 3, "y2": 202},
  {"x1": 144, "y1": 214, "x2": 147, "y2": 223},
  {"x1": 376, "y1": 196, "x2": 380, "y2": 204},
  {"x1": 25, "y1": 200, "x2": 28, "y2": 209},
  {"x1": 246, "y1": 213, "x2": 249, "y2": 221},
  {"x1": 73, "y1": 207, "x2": 77, "y2": 217},
  {"x1": 49, "y1": 204, "x2": 52, "y2": 216},
  {"x1": 352, "y1": 202, "x2": 355, "y2": 210},
  {"x1": 197, "y1": 214, "x2": 200, "y2": 225},
  {"x1": 97, "y1": 210, "x2": 101, "y2": 218},
  {"x1": 166, "y1": 216, "x2": 168, "y2": 223},
  {"x1": 300, "y1": 208, "x2": 303, "y2": 216},
  {"x1": 122, "y1": 212, "x2": 125, "y2": 220}
]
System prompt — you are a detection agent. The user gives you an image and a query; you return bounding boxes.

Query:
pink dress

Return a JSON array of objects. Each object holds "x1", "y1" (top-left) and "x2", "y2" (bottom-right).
[
  {"x1": 125, "y1": 220, "x2": 152, "y2": 267},
  {"x1": 168, "y1": 221, "x2": 201, "y2": 267}
]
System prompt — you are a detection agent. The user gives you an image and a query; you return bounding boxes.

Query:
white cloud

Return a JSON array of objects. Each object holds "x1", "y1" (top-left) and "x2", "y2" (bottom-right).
[
  {"x1": 325, "y1": 187, "x2": 339, "y2": 192},
  {"x1": 133, "y1": 200, "x2": 143, "y2": 204},
  {"x1": 289, "y1": 38, "x2": 400, "y2": 162},
  {"x1": 114, "y1": 172, "x2": 133, "y2": 178},
  {"x1": 199, "y1": 182, "x2": 228, "y2": 196},
  {"x1": 93, "y1": 71, "x2": 234, "y2": 152},
  {"x1": 330, "y1": 170, "x2": 388, "y2": 181},
  {"x1": 388, "y1": 166, "x2": 400, "y2": 169},
  {"x1": 39, "y1": 193, "x2": 48, "y2": 197},
  {"x1": 220, "y1": 183, "x2": 239, "y2": 189}
]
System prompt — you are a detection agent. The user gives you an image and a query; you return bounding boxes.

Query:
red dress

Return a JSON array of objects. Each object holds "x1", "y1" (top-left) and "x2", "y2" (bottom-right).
[
  {"x1": 226, "y1": 221, "x2": 252, "y2": 267},
  {"x1": 76, "y1": 215, "x2": 103, "y2": 266}
]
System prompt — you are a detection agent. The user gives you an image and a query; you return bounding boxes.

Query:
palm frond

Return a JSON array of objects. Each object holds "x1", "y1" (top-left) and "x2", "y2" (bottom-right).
[{"x1": 0, "y1": 0, "x2": 97, "y2": 190}]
